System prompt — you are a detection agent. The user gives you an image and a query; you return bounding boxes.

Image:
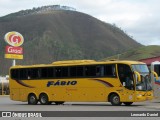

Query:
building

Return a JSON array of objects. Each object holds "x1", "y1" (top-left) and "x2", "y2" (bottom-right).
[
  {"x1": 139, "y1": 56, "x2": 160, "y2": 66},
  {"x1": 0, "y1": 76, "x2": 9, "y2": 95}
]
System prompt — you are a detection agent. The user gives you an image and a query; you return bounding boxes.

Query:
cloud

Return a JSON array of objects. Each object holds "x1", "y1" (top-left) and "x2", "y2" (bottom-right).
[{"x1": 0, "y1": 0, "x2": 160, "y2": 45}]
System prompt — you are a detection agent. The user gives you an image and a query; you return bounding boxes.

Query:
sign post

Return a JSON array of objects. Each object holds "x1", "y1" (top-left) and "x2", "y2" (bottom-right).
[
  {"x1": 4, "y1": 31, "x2": 24, "y2": 66},
  {"x1": 12, "y1": 59, "x2": 16, "y2": 66}
]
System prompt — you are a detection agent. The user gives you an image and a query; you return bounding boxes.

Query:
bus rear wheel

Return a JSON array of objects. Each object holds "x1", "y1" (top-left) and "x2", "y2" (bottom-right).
[
  {"x1": 28, "y1": 94, "x2": 38, "y2": 105},
  {"x1": 123, "y1": 102, "x2": 133, "y2": 106},
  {"x1": 39, "y1": 93, "x2": 49, "y2": 105},
  {"x1": 110, "y1": 94, "x2": 122, "y2": 106}
]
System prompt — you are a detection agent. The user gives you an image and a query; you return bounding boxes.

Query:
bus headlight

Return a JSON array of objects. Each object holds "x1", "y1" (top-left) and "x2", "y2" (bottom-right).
[{"x1": 137, "y1": 94, "x2": 142, "y2": 97}]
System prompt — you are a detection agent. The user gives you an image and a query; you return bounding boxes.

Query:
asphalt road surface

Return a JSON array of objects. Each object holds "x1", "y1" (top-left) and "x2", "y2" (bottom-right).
[{"x1": 0, "y1": 96, "x2": 160, "y2": 120}]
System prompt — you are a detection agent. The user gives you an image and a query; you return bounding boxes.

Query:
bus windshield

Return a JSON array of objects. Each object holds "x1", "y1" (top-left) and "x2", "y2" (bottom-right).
[
  {"x1": 131, "y1": 64, "x2": 149, "y2": 73},
  {"x1": 132, "y1": 64, "x2": 152, "y2": 91}
]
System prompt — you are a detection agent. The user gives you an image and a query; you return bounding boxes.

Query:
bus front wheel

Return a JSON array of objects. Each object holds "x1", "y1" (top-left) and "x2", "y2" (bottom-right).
[
  {"x1": 28, "y1": 94, "x2": 38, "y2": 105},
  {"x1": 39, "y1": 93, "x2": 49, "y2": 105},
  {"x1": 110, "y1": 94, "x2": 122, "y2": 106}
]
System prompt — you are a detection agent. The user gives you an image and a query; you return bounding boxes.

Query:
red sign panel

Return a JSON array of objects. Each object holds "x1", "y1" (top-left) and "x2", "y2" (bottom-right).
[{"x1": 5, "y1": 46, "x2": 23, "y2": 55}]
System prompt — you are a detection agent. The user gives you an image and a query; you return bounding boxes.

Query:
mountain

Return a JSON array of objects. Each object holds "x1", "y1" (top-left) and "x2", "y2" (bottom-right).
[
  {"x1": 103, "y1": 45, "x2": 160, "y2": 61},
  {"x1": 0, "y1": 5, "x2": 141, "y2": 75}
]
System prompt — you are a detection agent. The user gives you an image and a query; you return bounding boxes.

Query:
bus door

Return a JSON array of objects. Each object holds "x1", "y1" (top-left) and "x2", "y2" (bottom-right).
[
  {"x1": 117, "y1": 64, "x2": 135, "y2": 102},
  {"x1": 151, "y1": 62, "x2": 160, "y2": 99}
]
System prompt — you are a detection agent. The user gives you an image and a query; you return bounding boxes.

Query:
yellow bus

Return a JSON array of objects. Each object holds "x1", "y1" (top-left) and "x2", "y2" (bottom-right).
[
  {"x1": 151, "y1": 61, "x2": 160, "y2": 99},
  {"x1": 9, "y1": 60, "x2": 154, "y2": 106}
]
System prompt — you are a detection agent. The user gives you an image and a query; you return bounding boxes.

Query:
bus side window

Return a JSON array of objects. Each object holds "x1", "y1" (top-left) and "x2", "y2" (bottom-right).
[
  {"x1": 11, "y1": 69, "x2": 19, "y2": 80},
  {"x1": 27, "y1": 68, "x2": 40, "y2": 79},
  {"x1": 27, "y1": 69, "x2": 31, "y2": 79},
  {"x1": 85, "y1": 66, "x2": 96, "y2": 77},
  {"x1": 55, "y1": 67, "x2": 61, "y2": 77},
  {"x1": 104, "y1": 64, "x2": 116, "y2": 77},
  {"x1": 77, "y1": 66, "x2": 84, "y2": 77},
  {"x1": 48, "y1": 67, "x2": 54, "y2": 78},
  {"x1": 112, "y1": 65, "x2": 116, "y2": 77},
  {"x1": 70, "y1": 67, "x2": 77, "y2": 77},
  {"x1": 41, "y1": 68, "x2": 48, "y2": 78},
  {"x1": 96, "y1": 66, "x2": 104, "y2": 77},
  {"x1": 155, "y1": 65, "x2": 160, "y2": 76},
  {"x1": 32, "y1": 68, "x2": 40, "y2": 79},
  {"x1": 19, "y1": 69, "x2": 28, "y2": 80},
  {"x1": 61, "y1": 67, "x2": 69, "y2": 77}
]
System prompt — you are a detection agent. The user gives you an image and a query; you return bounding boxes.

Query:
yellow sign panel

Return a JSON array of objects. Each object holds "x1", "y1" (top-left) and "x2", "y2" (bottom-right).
[{"x1": 5, "y1": 54, "x2": 23, "y2": 59}]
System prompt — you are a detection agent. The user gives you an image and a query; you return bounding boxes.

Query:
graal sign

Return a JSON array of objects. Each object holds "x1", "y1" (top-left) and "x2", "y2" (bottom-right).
[{"x1": 4, "y1": 31, "x2": 24, "y2": 60}]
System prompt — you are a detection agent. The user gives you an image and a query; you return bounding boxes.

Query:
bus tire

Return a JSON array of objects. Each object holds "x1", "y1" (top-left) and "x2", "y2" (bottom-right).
[
  {"x1": 39, "y1": 93, "x2": 49, "y2": 105},
  {"x1": 123, "y1": 102, "x2": 133, "y2": 106},
  {"x1": 110, "y1": 94, "x2": 122, "y2": 106},
  {"x1": 28, "y1": 94, "x2": 38, "y2": 105}
]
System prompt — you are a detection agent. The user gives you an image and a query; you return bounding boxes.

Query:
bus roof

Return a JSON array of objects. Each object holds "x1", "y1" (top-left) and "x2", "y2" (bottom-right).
[
  {"x1": 10, "y1": 60, "x2": 146, "y2": 69},
  {"x1": 151, "y1": 61, "x2": 160, "y2": 65}
]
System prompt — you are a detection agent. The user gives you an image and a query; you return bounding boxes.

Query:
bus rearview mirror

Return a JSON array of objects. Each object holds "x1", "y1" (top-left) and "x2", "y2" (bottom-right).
[
  {"x1": 151, "y1": 71, "x2": 158, "y2": 80},
  {"x1": 134, "y1": 71, "x2": 141, "y2": 82}
]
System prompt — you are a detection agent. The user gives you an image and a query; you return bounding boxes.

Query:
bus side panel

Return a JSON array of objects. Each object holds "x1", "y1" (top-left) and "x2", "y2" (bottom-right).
[
  {"x1": 49, "y1": 87, "x2": 69, "y2": 101},
  {"x1": 47, "y1": 81, "x2": 123, "y2": 102},
  {"x1": 10, "y1": 88, "x2": 20, "y2": 101},
  {"x1": 48, "y1": 87, "x2": 106, "y2": 102},
  {"x1": 9, "y1": 79, "x2": 20, "y2": 101},
  {"x1": 69, "y1": 88, "x2": 106, "y2": 102}
]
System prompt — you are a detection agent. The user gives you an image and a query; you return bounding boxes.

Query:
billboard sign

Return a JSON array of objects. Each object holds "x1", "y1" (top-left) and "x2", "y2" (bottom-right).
[{"x1": 4, "y1": 31, "x2": 24, "y2": 60}]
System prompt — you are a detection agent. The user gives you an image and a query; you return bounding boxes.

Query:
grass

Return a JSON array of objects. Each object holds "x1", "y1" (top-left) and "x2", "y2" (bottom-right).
[{"x1": 102, "y1": 45, "x2": 160, "y2": 61}]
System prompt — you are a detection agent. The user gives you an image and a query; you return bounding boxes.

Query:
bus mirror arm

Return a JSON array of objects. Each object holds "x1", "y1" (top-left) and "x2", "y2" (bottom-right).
[
  {"x1": 134, "y1": 71, "x2": 141, "y2": 82},
  {"x1": 151, "y1": 71, "x2": 158, "y2": 80}
]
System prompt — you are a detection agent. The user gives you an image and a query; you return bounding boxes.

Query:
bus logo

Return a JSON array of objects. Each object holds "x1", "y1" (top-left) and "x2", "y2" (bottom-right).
[
  {"x1": 4, "y1": 31, "x2": 24, "y2": 47},
  {"x1": 47, "y1": 80, "x2": 77, "y2": 87}
]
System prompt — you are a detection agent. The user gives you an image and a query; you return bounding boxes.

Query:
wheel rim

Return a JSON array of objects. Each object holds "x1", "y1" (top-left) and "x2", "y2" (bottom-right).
[
  {"x1": 41, "y1": 96, "x2": 47, "y2": 104},
  {"x1": 113, "y1": 96, "x2": 119, "y2": 104},
  {"x1": 29, "y1": 96, "x2": 36, "y2": 104}
]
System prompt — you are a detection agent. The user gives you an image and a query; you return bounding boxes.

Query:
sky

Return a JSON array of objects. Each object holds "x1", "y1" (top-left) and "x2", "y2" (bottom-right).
[{"x1": 0, "y1": 0, "x2": 160, "y2": 45}]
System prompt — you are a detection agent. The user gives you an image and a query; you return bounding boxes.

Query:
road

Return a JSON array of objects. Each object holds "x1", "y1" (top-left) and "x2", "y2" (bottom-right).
[{"x1": 0, "y1": 96, "x2": 160, "y2": 120}]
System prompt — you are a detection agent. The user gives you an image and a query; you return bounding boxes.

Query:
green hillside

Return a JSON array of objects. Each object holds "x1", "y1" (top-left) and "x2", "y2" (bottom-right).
[
  {"x1": 103, "y1": 45, "x2": 160, "y2": 61},
  {"x1": 0, "y1": 5, "x2": 141, "y2": 75}
]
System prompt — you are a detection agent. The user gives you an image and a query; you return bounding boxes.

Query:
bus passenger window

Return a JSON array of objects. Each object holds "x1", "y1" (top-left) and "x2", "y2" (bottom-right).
[
  {"x1": 27, "y1": 68, "x2": 40, "y2": 79},
  {"x1": 55, "y1": 68, "x2": 61, "y2": 77},
  {"x1": 155, "y1": 65, "x2": 160, "y2": 76},
  {"x1": 19, "y1": 69, "x2": 28, "y2": 80},
  {"x1": 11, "y1": 69, "x2": 19, "y2": 80},
  {"x1": 48, "y1": 67, "x2": 54, "y2": 78},
  {"x1": 77, "y1": 67, "x2": 84, "y2": 77},
  {"x1": 96, "y1": 66, "x2": 104, "y2": 77},
  {"x1": 70, "y1": 67, "x2": 76, "y2": 77},
  {"x1": 41, "y1": 68, "x2": 48, "y2": 78},
  {"x1": 85, "y1": 66, "x2": 96, "y2": 77},
  {"x1": 104, "y1": 64, "x2": 116, "y2": 77},
  {"x1": 61, "y1": 67, "x2": 68, "y2": 77}
]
